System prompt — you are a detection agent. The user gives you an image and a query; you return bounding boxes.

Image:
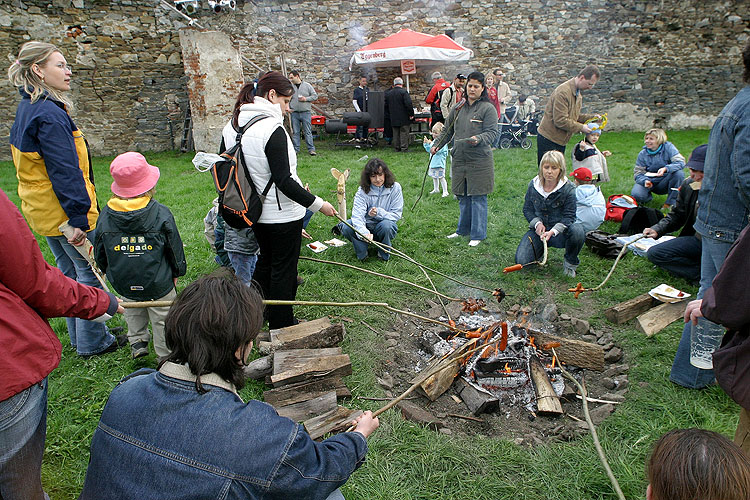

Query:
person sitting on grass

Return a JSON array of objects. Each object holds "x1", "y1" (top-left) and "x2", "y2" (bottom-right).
[
  {"x1": 571, "y1": 123, "x2": 611, "y2": 183},
  {"x1": 631, "y1": 128, "x2": 685, "y2": 211},
  {"x1": 423, "y1": 122, "x2": 450, "y2": 197},
  {"x1": 645, "y1": 428, "x2": 750, "y2": 500},
  {"x1": 570, "y1": 167, "x2": 605, "y2": 233},
  {"x1": 79, "y1": 270, "x2": 379, "y2": 500},
  {"x1": 94, "y1": 152, "x2": 186, "y2": 359},
  {"x1": 515, "y1": 150, "x2": 585, "y2": 277},
  {"x1": 337, "y1": 158, "x2": 403, "y2": 261}
]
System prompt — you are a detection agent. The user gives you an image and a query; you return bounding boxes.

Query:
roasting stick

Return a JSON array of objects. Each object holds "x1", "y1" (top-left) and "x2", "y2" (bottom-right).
[
  {"x1": 568, "y1": 234, "x2": 646, "y2": 298},
  {"x1": 503, "y1": 237, "x2": 548, "y2": 273},
  {"x1": 300, "y1": 256, "x2": 463, "y2": 302},
  {"x1": 58, "y1": 221, "x2": 110, "y2": 292},
  {"x1": 335, "y1": 216, "x2": 499, "y2": 295},
  {"x1": 552, "y1": 348, "x2": 626, "y2": 500}
]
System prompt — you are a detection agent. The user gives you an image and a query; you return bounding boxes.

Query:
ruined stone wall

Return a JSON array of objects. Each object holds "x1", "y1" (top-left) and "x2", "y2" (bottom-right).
[{"x1": 0, "y1": 0, "x2": 747, "y2": 160}]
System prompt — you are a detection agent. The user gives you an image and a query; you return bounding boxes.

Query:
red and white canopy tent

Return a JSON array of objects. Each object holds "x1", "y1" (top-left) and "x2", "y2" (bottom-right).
[{"x1": 349, "y1": 29, "x2": 473, "y2": 91}]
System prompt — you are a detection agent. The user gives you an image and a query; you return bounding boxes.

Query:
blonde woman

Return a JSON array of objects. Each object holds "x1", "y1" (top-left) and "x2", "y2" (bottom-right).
[
  {"x1": 631, "y1": 127, "x2": 685, "y2": 210},
  {"x1": 8, "y1": 41, "x2": 120, "y2": 357},
  {"x1": 515, "y1": 150, "x2": 585, "y2": 277}
]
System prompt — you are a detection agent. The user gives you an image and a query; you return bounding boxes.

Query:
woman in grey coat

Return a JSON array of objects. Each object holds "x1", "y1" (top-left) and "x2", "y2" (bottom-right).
[{"x1": 432, "y1": 71, "x2": 499, "y2": 246}]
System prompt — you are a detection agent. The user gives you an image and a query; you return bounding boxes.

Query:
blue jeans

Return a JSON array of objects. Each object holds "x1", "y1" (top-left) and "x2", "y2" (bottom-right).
[
  {"x1": 631, "y1": 170, "x2": 684, "y2": 206},
  {"x1": 647, "y1": 235, "x2": 701, "y2": 282},
  {"x1": 670, "y1": 236, "x2": 733, "y2": 388},
  {"x1": 515, "y1": 223, "x2": 585, "y2": 266},
  {"x1": 340, "y1": 219, "x2": 398, "y2": 260},
  {"x1": 0, "y1": 378, "x2": 50, "y2": 500},
  {"x1": 456, "y1": 194, "x2": 488, "y2": 241},
  {"x1": 45, "y1": 234, "x2": 114, "y2": 356},
  {"x1": 227, "y1": 251, "x2": 258, "y2": 286},
  {"x1": 291, "y1": 111, "x2": 315, "y2": 153}
]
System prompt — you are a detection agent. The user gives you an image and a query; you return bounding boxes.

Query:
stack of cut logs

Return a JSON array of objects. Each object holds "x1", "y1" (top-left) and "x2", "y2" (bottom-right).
[{"x1": 244, "y1": 317, "x2": 362, "y2": 439}]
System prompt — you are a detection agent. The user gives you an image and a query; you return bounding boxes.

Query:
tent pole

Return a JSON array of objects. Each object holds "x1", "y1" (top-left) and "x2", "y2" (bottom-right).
[{"x1": 406, "y1": 73, "x2": 410, "y2": 93}]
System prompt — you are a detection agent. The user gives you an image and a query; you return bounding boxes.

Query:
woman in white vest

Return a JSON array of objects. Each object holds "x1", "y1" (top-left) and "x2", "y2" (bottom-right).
[{"x1": 222, "y1": 72, "x2": 336, "y2": 328}]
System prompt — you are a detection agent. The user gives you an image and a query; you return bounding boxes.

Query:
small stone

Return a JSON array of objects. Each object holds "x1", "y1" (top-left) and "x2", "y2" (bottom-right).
[
  {"x1": 602, "y1": 377, "x2": 616, "y2": 390},
  {"x1": 597, "y1": 333, "x2": 613, "y2": 345},
  {"x1": 385, "y1": 339, "x2": 398, "y2": 348},
  {"x1": 588, "y1": 403, "x2": 615, "y2": 424},
  {"x1": 614, "y1": 377, "x2": 629, "y2": 390},
  {"x1": 384, "y1": 331, "x2": 400, "y2": 340},
  {"x1": 521, "y1": 306, "x2": 532, "y2": 314},
  {"x1": 638, "y1": 381, "x2": 649, "y2": 388},
  {"x1": 604, "y1": 347, "x2": 623, "y2": 363},
  {"x1": 601, "y1": 393, "x2": 626, "y2": 402},
  {"x1": 594, "y1": 328, "x2": 605, "y2": 339},
  {"x1": 510, "y1": 304, "x2": 521, "y2": 312},
  {"x1": 559, "y1": 314, "x2": 571, "y2": 321},
  {"x1": 601, "y1": 342, "x2": 615, "y2": 351},
  {"x1": 377, "y1": 373, "x2": 393, "y2": 390},
  {"x1": 514, "y1": 437, "x2": 524, "y2": 445},
  {"x1": 571, "y1": 318, "x2": 590, "y2": 335},
  {"x1": 439, "y1": 427, "x2": 452, "y2": 435},
  {"x1": 581, "y1": 335, "x2": 598, "y2": 343},
  {"x1": 540, "y1": 303, "x2": 558, "y2": 322}
]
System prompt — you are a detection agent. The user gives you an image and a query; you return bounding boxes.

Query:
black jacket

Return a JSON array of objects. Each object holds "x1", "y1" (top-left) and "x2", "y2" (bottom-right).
[
  {"x1": 94, "y1": 199, "x2": 187, "y2": 300},
  {"x1": 650, "y1": 177, "x2": 699, "y2": 237},
  {"x1": 384, "y1": 86, "x2": 414, "y2": 127}
]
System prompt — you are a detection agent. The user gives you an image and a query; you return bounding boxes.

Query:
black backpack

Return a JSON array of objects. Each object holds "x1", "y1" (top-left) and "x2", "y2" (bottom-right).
[
  {"x1": 619, "y1": 207, "x2": 664, "y2": 235},
  {"x1": 584, "y1": 230, "x2": 624, "y2": 259},
  {"x1": 211, "y1": 115, "x2": 273, "y2": 230}
]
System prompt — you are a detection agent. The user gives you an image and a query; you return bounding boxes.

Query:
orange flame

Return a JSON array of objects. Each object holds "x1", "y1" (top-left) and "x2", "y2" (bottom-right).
[{"x1": 503, "y1": 363, "x2": 511, "y2": 373}]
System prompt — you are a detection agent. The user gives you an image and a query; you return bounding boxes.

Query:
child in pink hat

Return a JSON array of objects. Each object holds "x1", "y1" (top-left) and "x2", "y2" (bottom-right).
[{"x1": 93, "y1": 152, "x2": 187, "y2": 359}]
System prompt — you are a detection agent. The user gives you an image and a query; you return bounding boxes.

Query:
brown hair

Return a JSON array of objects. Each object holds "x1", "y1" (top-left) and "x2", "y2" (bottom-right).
[
  {"x1": 647, "y1": 428, "x2": 750, "y2": 500},
  {"x1": 161, "y1": 269, "x2": 264, "y2": 393},
  {"x1": 231, "y1": 71, "x2": 294, "y2": 128},
  {"x1": 578, "y1": 65, "x2": 601, "y2": 80},
  {"x1": 360, "y1": 157, "x2": 395, "y2": 193}
]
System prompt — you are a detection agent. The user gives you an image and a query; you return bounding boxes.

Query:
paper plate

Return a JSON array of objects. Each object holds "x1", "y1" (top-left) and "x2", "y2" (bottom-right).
[
  {"x1": 306, "y1": 241, "x2": 328, "y2": 253},
  {"x1": 649, "y1": 283, "x2": 690, "y2": 303}
]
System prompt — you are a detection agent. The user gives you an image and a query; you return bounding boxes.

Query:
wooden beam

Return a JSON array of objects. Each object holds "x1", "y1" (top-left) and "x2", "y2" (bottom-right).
[
  {"x1": 270, "y1": 355, "x2": 352, "y2": 387},
  {"x1": 636, "y1": 301, "x2": 686, "y2": 337},
  {"x1": 271, "y1": 319, "x2": 345, "y2": 351},
  {"x1": 263, "y1": 377, "x2": 351, "y2": 406},
  {"x1": 456, "y1": 377, "x2": 499, "y2": 416},
  {"x1": 605, "y1": 293, "x2": 657, "y2": 324},
  {"x1": 275, "y1": 391, "x2": 338, "y2": 423},
  {"x1": 273, "y1": 348, "x2": 343, "y2": 375},
  {"x1": 526, "y1": 328, "x2": 605, "y2": 371},
  {"x1": 397, "y1": 401, "x2": 446, "y2": 431},
  {"x1": 243, "y1": 354, "x2": 273, "y2": 380},
  {"x1": 304, "y1": 406, "x2": 363, "y2": 440},
  {"x1": 529, "y1": 356, "x2": 563, "y2": 415}
]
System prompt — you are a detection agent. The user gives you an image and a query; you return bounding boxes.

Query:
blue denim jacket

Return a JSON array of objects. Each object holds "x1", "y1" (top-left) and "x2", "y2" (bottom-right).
[
  {"x1": 79, "y1": 363, "x2": 368, "y2": 500},
  {"x1": 694, "y1": 85, "x2": 750, "y2": 243},
  {"x1": 523, "y1": 178, "x2": 577, "y2": 235}
]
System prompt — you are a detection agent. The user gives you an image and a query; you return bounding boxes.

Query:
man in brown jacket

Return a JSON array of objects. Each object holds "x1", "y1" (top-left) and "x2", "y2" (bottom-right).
[{"x1": 537, "y1": 65, "x2": 601, "y2": 165}]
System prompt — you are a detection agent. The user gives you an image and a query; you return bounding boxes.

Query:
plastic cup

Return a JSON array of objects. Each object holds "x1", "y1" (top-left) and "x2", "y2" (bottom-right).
[{"x1": 689, "y1": 317, "x2": 725, "y2": 369}]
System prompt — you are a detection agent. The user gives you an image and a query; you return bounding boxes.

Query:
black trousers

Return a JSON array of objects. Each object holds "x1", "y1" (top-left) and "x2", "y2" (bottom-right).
[
  {"x1": 251, "y1": 218, "x2": 303, "y2": 329},
  {"x1": 536, "y1": 133, "x2": 566, "y2": 166}
]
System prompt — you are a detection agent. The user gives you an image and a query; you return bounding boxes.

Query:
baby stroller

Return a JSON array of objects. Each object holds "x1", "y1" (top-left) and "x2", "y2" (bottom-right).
[{"x1": 498, "y1": 120, "x2": 532, "y2": 150}]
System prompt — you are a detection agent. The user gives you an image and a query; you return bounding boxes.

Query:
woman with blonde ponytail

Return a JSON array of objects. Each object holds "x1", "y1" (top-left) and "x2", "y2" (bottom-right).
[{"x1": 8, "y1": 41, "x2": 119, "y2": 358}]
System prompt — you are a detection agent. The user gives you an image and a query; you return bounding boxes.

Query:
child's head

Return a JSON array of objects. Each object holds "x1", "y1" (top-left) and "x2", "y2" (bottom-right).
[
  {"x1": 431, "y1": 122, "x2": 444, "y2": 139},
  {"x1": 538, "y1": 150, "x2": 566, "y2": 184},
  {"x1": 586, "y1": 122, "x2": 603, "y2": 144},
  {"x1": 360, "y1": 157, "x2": 395, "y2": 193},
  {"x1": 162, "y1": 269, "x2": 264, "y2": 392},
  {"x1": 110, "y1": 152, "x2": 160, "y2": 199},
  {"x1": 644, "y1": 128, "x2": 667, "y2": 150},
  {"x1": 570, "y1": 167, "x2": 593, "y2": 185},
  {"x1": 646, "y1": 428, "x2": 750, "y2": 500}
]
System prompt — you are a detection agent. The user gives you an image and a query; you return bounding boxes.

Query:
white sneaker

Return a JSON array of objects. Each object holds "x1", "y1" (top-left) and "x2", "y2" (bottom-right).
[
  {"x1": 442, "y1": 192, "x2": 449, "y2": 197},
  {"x1": 468, "y1": 240, "x2": 481, "y2": 247},
  {"x1": 429, "y1": 189, "x2": 439, "y2": 194},
  {"x1": 446, "y1": 232, "x2": 461, "y2": 239}
]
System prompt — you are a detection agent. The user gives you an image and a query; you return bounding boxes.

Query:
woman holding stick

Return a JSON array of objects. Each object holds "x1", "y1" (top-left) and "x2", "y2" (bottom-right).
[
  {"x1": 8, "y1": 41, "x2": 120, "y2": 357},
  {"x1": 223, "y1": 72, "x2": 337, "y2": 328},
  {"x1": 431, "y1": 71, "x2": 499, "y2": 247}
]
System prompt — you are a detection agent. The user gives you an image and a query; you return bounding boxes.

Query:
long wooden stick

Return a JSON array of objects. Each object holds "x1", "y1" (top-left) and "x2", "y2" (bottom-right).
[
  {"x1": 300, "y1": 256, "x2": 462, "y2": 302},
  {"x1": 569, "y1": 235, "x2": 646, "y2": 298},
  {"x1": 552, "y1": 348, "x2": 626, "y2": 500}
]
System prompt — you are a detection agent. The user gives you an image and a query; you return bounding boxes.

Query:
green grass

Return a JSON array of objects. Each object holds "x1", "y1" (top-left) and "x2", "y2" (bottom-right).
[{"x1": 1, "y1": 128, "x2": 737, "y2": 500}]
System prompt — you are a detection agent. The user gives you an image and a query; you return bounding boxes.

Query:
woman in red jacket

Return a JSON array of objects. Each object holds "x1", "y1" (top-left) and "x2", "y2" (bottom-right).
[{"x1": 0, "y1": 189, "x2": 121, "y2": 500}]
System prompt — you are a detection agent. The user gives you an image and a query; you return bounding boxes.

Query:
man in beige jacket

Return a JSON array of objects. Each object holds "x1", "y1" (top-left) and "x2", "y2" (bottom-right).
[{"x1": 537, "y1": 65, "x2": 601, "y2": 165}]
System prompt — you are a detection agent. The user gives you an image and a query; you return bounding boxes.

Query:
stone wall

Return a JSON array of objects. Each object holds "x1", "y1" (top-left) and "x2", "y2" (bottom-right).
[{"x1": 0, "y1": 0, "x2": 747, "y2": 160}]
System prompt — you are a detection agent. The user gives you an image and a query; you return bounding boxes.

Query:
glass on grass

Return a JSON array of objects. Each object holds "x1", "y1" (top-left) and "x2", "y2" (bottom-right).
[{"x1": 689, "y1": 317, "x2": 725, "y2": 369}]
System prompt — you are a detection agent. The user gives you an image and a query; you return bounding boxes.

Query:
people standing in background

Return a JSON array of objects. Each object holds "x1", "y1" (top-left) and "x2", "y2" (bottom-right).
[
  {"x1": 440, "y1": 73, "x2": 466, "y2": 121},
  {"x1": 485, "y1": 74, "x2": 501, "y2": 117},
  {"x1": 492, "y1": 68, "x2": 511, "y2": 122},
  {"x1": 425, "y1": 71, "x2": 449, "y2": 127},
  {"x1": 288, "y1": 69, "x2": 318, "y2": 156},
  {"x1": 537, "y1": 65, "x2": 601, "y2": 165},
  {"x1": 384, "y1": 77, "x2": 414, "y2": 153},
  {"x1": 352, "y1": 75, "x2": 369, "y2": 142},
  {"x1": 670, "y1": 40, "x2": 750, "y2": 389},
  {"x1": 8, "y1": 41, "x2": 121, "y2": 358}
]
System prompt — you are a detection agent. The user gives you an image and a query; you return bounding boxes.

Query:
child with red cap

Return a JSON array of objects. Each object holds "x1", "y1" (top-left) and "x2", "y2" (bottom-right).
[
  {"x1": 571, "y1": 166, "x2": 605, "y2": 232},
  {"x1": 94, "y1": 152, "x2": 187, "y2": 359}
]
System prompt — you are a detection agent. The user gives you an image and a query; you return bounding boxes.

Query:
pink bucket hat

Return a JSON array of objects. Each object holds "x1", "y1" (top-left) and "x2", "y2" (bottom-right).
[{"x1": 110, "y1": 152, "x2": 160, "y2": 198}]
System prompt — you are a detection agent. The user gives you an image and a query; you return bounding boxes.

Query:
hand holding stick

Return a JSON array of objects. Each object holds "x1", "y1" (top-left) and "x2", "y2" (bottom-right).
[{"x1": 58, "y1": 221, "x2": 109, "y2": 292}]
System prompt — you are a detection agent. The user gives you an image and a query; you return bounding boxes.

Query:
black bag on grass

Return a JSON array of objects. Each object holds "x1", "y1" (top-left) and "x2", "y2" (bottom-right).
[
  {"x1": 585, "y1": 230, "x2": 623, "y2": 259},
  {"x1": 619, "y1": 207, "x2": 664, "y2": 235},
  {"x1": 211, "y1": 115, "x2": 273, "y2": 230}
]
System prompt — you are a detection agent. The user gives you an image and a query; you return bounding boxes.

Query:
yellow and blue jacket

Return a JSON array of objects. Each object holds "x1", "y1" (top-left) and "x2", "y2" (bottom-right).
[{"x1": 9, "y1": 89, "x2": 98, "y2": 236}]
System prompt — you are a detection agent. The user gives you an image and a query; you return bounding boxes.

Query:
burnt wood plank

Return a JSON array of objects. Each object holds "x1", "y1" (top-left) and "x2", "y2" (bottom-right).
[
  {"x1": 456, "y1": 378, "x2": 499, "y2": 416},
  {"x1": 526, "y1": 328, "x2": 605, "y2": 371},
  {"x1": 529, "y1": 356, "x2": 563, "y2": 415}
]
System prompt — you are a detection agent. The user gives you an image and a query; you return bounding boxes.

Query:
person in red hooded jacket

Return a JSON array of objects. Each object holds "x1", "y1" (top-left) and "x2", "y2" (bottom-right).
[{"x1": 0, "y1": 188, "x2": 122, "y2": 500}]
